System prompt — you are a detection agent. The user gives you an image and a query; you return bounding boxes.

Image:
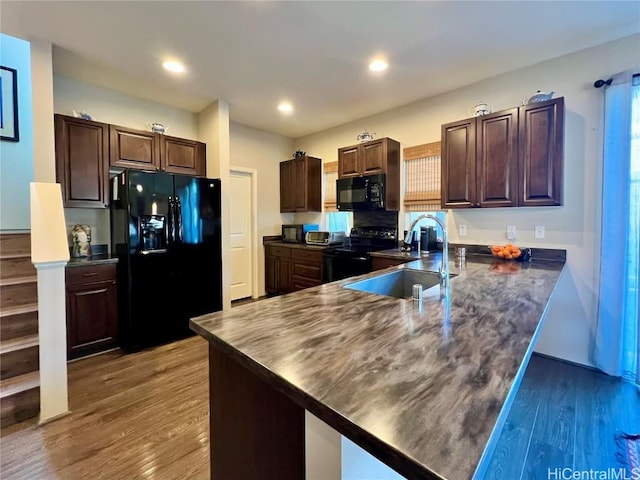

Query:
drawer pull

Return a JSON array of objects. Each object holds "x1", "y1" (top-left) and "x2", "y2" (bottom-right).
[{"x1": 83, "y1": 272, "x2": 99, "y2": 277}]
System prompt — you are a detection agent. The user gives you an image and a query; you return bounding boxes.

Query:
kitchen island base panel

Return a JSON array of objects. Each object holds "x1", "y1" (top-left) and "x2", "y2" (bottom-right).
[{"x1": 210, "y1": 345, "x2": 305, "y2": 480}]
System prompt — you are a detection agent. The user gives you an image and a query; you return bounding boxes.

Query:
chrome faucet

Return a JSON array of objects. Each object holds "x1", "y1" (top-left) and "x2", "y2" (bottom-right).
[{"x1": 403, "y1": 214, "x2": 449, "y2": 287}]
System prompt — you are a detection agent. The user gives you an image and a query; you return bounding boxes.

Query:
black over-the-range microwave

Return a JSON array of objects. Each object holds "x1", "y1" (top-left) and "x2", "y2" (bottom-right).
[{"x1": 336, "y1": 174, "x2": 385, "y2": 211}]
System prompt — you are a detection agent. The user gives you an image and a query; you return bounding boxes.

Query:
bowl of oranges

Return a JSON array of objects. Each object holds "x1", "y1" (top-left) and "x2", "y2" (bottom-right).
[{"x1": 490, "y1": 244, "x2": 531, "y2": 261}]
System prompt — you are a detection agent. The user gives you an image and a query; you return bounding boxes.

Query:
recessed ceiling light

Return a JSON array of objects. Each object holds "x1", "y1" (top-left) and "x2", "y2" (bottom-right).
[
  {"x1": 369, "y1": 59, "x2": 388, "y2": 72},
  {"x1": 163, "y1": 60, "x2": 185, "y2": 73},
  {"x1": 278, "y1": 101, "x2": 293, "y2": 114}
]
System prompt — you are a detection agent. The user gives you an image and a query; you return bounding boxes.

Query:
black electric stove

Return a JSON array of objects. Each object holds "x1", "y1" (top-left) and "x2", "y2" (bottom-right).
[{"x1": 322, "y1": 226, "x2": 398, "y2": 282}]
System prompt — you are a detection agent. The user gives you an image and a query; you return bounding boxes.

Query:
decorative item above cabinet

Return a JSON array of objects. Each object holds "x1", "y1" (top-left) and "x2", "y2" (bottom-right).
[
  {"x1": 280, "y1": 156, "x2": 322, "y2": 213},
  {"x1": 337, "y1": 137, "x2": 400, "y2": 211},
  {"x1": 441, "y1": 97, "x2": 564, "y2": 209}
]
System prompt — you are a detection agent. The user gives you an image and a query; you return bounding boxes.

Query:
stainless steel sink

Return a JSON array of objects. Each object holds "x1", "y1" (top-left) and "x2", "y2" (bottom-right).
[{"x1": 344, "y1": 268, "x2": 454, "y2": 299}]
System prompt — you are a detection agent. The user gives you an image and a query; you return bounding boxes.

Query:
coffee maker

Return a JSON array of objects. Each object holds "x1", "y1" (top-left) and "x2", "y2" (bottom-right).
[{"x1": 420, "y1": 226, "x2": 437, "y2": 252}]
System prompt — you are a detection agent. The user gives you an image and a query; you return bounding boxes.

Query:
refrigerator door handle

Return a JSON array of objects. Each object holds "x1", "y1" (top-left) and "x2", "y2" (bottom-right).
[
  {"x1": 168, "y1": 196, "x2": 176, "y2": 244},
  {"x1": 175, "y1": 198, "x2": 183, "y2": 243}
]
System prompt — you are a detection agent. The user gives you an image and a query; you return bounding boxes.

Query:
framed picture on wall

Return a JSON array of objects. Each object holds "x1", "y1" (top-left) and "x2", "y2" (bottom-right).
[{"x1": 0, "y1": 66, "x2": 19, "y2": 142}]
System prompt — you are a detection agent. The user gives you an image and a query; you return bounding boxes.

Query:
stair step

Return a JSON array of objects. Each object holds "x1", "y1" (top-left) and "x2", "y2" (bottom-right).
[
  {"x1": 0, "y1": 256, "x2": 35, "y2": 281},
  {"x1": 0, "y1": 335, "x2": 39, "y2": 380},
  {"x1": 0, "y1": 234, "x2": 31, "y2": 258},
  {"x1": 0, "y1": 308, "x2": 38, "y2": 341},
  {"x1": 1, "y1": 282, "x2": 38, "y2": 308},
  {"x1": 0, "y1": 371, "x2": 40, "y2": 428},
  {"x1": 0, "y1": 370, "x2": 39, "y2": 398},
  {"x1": 0, "y1": 334, "x2": 39, "y2": 354},
  {"x1": 0, "y1": 275, "x2": 37, "y2": 287},
  {"x1": 0, "y1": 253, "x2": 31, "y2": 260},
  {"x1": 0, "y1": 303, "x2": 38, "y2": 318}
]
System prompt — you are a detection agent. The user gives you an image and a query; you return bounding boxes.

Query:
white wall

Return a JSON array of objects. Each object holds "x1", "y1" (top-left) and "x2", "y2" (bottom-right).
[
  {"x1": 0, "y1": 33, "x2": 33, "y2": 230},
  {"x1": 229, "y1": 121, "x2": 294, "y2": 295},
  {"x1": 295, "y1": 34, "x2": 640, "y2": 367},
  {"x1": 53, "y1": 75, "x2": 198, "y2": 139}
]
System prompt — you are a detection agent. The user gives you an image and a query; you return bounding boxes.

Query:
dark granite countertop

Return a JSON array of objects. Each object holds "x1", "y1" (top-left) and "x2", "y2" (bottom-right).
[
  {"x1": 191, "y1": 254, "x2": 565, "y2": 480},
  {"x1": 66, "y1": 255, "x2": 119, "y2": 268},
  {"x1": 370, "y1": 248, "x2": 428, "y2": 260},
  {"x1": 263, "y1": 240, "x2": 332, "y2": 251}
]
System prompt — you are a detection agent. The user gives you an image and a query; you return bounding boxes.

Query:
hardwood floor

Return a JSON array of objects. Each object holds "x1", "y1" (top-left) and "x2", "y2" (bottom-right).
[
  {"x1": 1, "y1": 337, "x2": 638, "y2": 480},
  {"x1": 0, "y1": 336, "x2": 210, "y2": 480},
  {"x1": 485, "y1": 354, "x2": 640, "y2": 480}
]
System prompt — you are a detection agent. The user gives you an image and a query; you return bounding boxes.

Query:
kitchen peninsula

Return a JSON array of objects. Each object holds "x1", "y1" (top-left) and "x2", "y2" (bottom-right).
[{"x1": 190, "y1": 252, "x2": 565, "y2": 480}]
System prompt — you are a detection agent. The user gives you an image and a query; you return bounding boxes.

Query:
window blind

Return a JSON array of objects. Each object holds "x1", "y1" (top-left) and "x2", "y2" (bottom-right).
[
  {"x1": 323, "y1": 161, "x2": 339, "y2": 211},
  {"x1": 403, "y1": 141, "x2": 442, "y2": 212}
]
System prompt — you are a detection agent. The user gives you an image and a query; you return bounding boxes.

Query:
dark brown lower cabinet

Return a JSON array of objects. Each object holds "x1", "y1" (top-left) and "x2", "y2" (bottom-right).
[
  {"x1": 265, "y1": 244, "x2": 323, "y2": 295},
  {"x1": 265, "y1": 245, "x2": 292, "y2": 295},
  {"x1": 65, "y1": 264, "x2": 118, "y2": 359}
]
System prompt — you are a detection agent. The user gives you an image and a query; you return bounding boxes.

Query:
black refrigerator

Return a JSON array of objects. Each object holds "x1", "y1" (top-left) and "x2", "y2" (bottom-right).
[{"x1": 111, "y1": 169, "x2": 222, "y2": 351}]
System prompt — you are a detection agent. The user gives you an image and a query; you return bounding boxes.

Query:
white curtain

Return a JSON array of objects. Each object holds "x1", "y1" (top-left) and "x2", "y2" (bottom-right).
[{"x1": 594, "y1": 71, "x2": 639, "y2": 383}]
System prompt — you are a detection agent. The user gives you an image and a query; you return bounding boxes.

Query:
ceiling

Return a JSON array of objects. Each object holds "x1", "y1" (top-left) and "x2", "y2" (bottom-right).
[{"x1": 1, "y1": 1, "x2": 639, "y2": 139}]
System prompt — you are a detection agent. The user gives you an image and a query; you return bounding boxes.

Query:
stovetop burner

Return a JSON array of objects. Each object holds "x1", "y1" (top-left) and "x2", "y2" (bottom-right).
[
  {"x1": 326, "y1": 226, "x2": 398, "y2": 256},
  {"x1": 322, "y1": 226, "x2": 398, "y2": 283}
]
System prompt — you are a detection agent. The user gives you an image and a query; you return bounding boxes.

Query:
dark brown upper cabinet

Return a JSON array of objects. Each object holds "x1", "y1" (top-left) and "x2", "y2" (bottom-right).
[
  {"x1": 337, "y1": 138, "x2": 399, "y2": 178},
  {"x1": 55, "y1": 114, "x2": 110, "y2": 208},
  {"x1": 441, "y1": 98, "x2": 563, "y2": 209},
  {"x1": 519, "y1": 98, "x2": 564, "y2": 206},
  {"x1": 160, "y1": 135, "x2": 206, "y2": 176},
  {"x1": 337, "y1": 137, "x2": 401, "y2": 211},
  {"x1": 280, "y1": 156, "x2": 321, "y2": 213},
  {"x1": 109, "y1": 125, "x2": 159, "y2": 171},
  {"x1": 110, "y1": 124, "x2": 206, "y2": 177}
]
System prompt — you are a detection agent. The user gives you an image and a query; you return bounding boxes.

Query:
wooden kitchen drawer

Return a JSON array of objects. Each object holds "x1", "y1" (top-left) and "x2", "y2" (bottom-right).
[
  {"x1": 290, "y1": 276, "x2": 322, "y2": 291},
  {"x1": 292, "y1": 262, "x2": 322, "y2": 281},
  {"x1": 66, "y1": 263, "x2": 117, "y2": 286},
  {"x1": 291, "y1": 248, "x2": 323, "y2": 263},
  {"x1": 265, "y1": 245, "x2": 292, "y2": 258}
]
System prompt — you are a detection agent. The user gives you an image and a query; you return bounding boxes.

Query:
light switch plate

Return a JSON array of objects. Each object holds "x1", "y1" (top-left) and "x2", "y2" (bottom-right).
[
  {"x1": 507, "y1": 225, "x2": 516, "y2": 240},
  {"x1": 535, "y1": 225, "x2": 545, "y2": 239},
  {"x1": 459, "y1": 225, "x2": 467, "y2": 236}
]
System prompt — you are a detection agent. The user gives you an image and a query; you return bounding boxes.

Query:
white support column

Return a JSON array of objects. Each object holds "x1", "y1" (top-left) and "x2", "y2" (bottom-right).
[
  {"x1": 30, "y1": 182, "x2": 69, "y2": 423},
  {"x1": 34, "y1": 261, "x2": 68, "y2": 422},
  {"x1": 198, "y1": 100, "x2": 231, "y2": 310}
]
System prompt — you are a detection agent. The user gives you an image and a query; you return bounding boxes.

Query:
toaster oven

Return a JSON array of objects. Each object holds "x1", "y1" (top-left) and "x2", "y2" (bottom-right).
[{"x1": 305, "y1": 231, "x2": 345, "y2": 246}]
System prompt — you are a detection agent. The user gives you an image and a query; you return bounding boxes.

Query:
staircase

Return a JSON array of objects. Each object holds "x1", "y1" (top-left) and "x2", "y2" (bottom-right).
[{"x1": 0, "y1": 233, "x2": 40, "y2": 427}]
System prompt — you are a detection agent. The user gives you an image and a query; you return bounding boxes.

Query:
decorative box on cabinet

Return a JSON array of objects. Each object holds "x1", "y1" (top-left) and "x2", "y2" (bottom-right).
[
  {"x1": 55, "y1": 114, "x2": 110, "y2": 208},
  {"x1": 337, "y1": 137, "x2": 401, "y2": 211},
  {"x1": 65, "y1": 263, "x2": 118, "y2": 359},
  {"x1": 441, "y1": 98, "x2": 563, "y2": 208},
  {"x1": 279, "y1": 156, "x2": 322, "y2": 212}
]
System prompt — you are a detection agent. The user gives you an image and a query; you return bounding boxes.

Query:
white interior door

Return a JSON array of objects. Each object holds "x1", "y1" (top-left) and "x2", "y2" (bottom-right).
[{"x1": 229, "y1": 170, "x2": 253, "y2": 300}]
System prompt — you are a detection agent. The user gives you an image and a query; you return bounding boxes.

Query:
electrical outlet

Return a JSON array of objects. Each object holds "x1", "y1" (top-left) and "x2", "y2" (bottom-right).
[
  {"x1": 535, "y1": 225, "x2": 545, "y2": 239},
  {"x1": 459, "y1": 225, "x2": 467, "y2": 236},
  {"x1": 507, "y1": 225, "x2": 516, "y2": 240}
]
